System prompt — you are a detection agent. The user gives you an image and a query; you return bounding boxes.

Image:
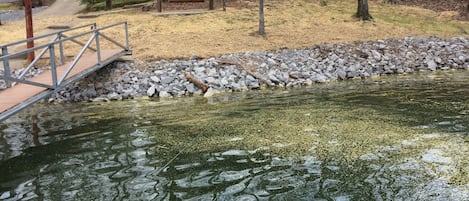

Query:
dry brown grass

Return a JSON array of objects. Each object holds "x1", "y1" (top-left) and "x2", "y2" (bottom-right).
[{"x1": 2, "y1": 0, "x2": 469, "y2": 61}]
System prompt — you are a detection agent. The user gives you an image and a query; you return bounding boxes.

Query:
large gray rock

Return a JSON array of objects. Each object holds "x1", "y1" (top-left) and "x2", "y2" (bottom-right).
[
  {"x1": 159, "y1": 91, "x2": 171, "y2": 98},
  {"x1": 427, "y1": 59, "x2": 438, "y2": 71},
  {"x1": 203, "y1": 87, "x2": 221, "y2": 97},
  {"x1": 147, "y1": 85, "x2": 157, "y2": 97}
]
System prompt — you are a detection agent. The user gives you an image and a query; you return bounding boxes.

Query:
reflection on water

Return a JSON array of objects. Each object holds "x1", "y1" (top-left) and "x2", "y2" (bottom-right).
[{"x1": 0, "y1": 71, "x2": 468, "y2": 200}]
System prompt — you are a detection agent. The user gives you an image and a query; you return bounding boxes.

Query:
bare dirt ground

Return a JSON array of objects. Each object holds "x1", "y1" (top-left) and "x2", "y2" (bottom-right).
[
  {"x1": 0, "y1": 0, "x2": 85, "y2": 69},
  {"x1": 2, "y1": 0, "x2": 469, "y2": 62}
]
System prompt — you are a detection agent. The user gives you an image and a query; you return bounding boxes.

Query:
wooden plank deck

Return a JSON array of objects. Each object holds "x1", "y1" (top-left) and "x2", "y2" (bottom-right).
[{"x1": 0, "y1": 49, "x2": 122, "y2": 114}]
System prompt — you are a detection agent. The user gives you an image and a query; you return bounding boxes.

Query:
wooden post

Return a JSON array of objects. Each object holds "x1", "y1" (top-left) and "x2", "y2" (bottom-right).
[
  {"x1": 24, "y1": 0, "x2": 35, "y2": 63},
  {"x1": 259, "y1": 0, "x2": 265, "y2": 35},
  {"x1": 158, "y1": 0, "x2": 162, "y2": 12},
  {"x1": 105, "y1": 0, "x2": 112, "y2": 10},
  {"x1": 209, "y1": 0, "x2": 214, "y2": 10}
]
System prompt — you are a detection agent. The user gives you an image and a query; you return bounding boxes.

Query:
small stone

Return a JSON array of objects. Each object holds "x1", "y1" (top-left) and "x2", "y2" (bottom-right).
[
  {"x1": 280, "y1": 63, "x2": 288, "y2": 69},
  {"x1": 207, "y1": 68, "x2": 218, "y2": 77},
  {"x1": 194, "y1": 67, "x2": 205, "y2": 74},
  {"x1": 371, "y1": 50, "x2": 382, "y2": 61},
  {"x1": 204, "y1": 87, "x2": 220, "y2": 97},
  {"x1": 107, "y1": 92, "x2": 122, "y2": 100},
  {"x1": 427, "y1": 59, "x2": 437, "y2": 71},
  {"x1": 159, "y1": 91, "x2": 172, "y2": 98},
  {"x1": 160, "y1": 76, "x2": 174, "y2": 85},
  {"x1": 268, "y1": 70, "x2": 280, "y2": 83},
  {"x1": 247, "y1": 80, "x2": 260, "y2": 89},
  {"x1": 92, "y1": 97, "x2": 110, "y2": 102},
  {"x1": 360, "y1": 153, "x2": 379, "y2": 161},
  {"x1": 147, "y1": 85, "x2": 156, "y2": 97},
  {"x1": 267, "y1": 58, "x2": 276, "y2": 65},
  {"x1": 346, "y1": 71, "x2": 358, "y2": 79},
  {"x1": 205, "y1": 77, "x2": 219, "y2": 86},
  {"x1": 186, "y1": 83, "x2": 196, "y2": 94},
  {"x1": 421, "y1": 149, "x2": 452, "y2": 164},
  {"x1": 220, "y1": 77, "x2": 230, "y2": 86},
  {"x1": 150, "y1": 76, "x2": 160, "y2": 83},
  {"x1": 336, "y1": 69, "x2": 346, "y2": 80}
]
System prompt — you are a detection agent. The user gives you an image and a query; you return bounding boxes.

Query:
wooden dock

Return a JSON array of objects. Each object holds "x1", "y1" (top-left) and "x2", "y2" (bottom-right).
[
  {"x1": 0, "y1": 22, "x2": 131, "y2": 121},
  {"x1": 0, "y1": 50, "x2": 122, "y2": 114}
]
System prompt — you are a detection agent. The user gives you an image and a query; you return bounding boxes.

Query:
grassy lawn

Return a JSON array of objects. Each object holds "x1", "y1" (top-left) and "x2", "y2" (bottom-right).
[
  {"x1": 1, "y1": 0, "x2": 468, "y2": 61},
  {"x1": 0, "y1": 3, "x2": 20, "y2": 10},
  {"x1": 88, "y1": 0, "x2": 151, "y2": 10}
]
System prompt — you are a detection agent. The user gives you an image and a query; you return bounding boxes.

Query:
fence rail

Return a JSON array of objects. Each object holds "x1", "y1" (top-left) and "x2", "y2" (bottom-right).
[
  {"x1": 0, "y1": 21, "x2": 130, "y2": 90},
  {"x1": 0, "y1": 22, "x2": 131, "y2": 122}
]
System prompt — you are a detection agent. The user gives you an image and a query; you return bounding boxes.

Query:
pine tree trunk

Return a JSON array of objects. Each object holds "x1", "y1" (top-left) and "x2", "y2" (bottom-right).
[
  {"x1": 259, "y1": 0, "x2": 265, "y2": 35},
  {"x1": 356, "y1": 0, "x2": 372, "y2": 20}
]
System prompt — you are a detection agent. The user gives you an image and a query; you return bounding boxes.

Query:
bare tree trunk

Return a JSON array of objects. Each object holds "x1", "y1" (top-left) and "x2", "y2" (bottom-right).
[
  {"x1": 157, "y1": 0, "x2": 162, "y2": 12},
  {"x1": 105, "y1": 0, "x2": 112, "y2": 10},
  {"x1": 259, "y1": 0, "x2": 265, "y2": 35},
  {"x1": 209, "y1": 0, "x2": 214, "y2": 10},
  {"x1": 25, "y1": 0, "x2": 35, "y2": 63},
  {"x1": 356, "y1": 0, "x2": 372, "y2": 20},
  {"x1": 466, "y1": 0, "x2": 469, "y2": 13}
]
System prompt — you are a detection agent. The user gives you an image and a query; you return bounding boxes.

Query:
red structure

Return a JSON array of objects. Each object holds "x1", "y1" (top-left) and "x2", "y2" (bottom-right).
[{"x1": 24, "y1": 0, "x2": 35, "y2": 63}]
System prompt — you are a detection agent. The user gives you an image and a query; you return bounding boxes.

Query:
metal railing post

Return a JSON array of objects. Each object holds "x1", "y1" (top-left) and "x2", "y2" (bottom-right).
[
  {"x1": 1, "y1": 46, "x2": 11, "y2": 88},
  {"x1": 18, "y1": 35, "x2": 58, "y2": 80},
  {"x1": 125, "y1": 22, "x2": 130, "y2": 51},
  {"x1": 58, "y1": 33, "x2": 97, "y2": 84},
  {"x1": 49, "y1": 44, "x2": 58, "y2": 89},
  {"x1": 95, "y1": 30, "x2": 101, "y2": 65},
  {"x1": 58, "y1": 32, "x2": 65, "y2": 65}
]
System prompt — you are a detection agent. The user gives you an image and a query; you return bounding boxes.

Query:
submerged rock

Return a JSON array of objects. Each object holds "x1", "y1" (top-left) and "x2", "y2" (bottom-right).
[{"x1": 421, "y1": 149, "x2": 452, "y2": 165}]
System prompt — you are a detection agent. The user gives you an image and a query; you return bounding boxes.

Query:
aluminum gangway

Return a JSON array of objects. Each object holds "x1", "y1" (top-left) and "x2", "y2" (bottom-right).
[{"x1": 0, "y1": 22, "x2": 132, "y2": 121}]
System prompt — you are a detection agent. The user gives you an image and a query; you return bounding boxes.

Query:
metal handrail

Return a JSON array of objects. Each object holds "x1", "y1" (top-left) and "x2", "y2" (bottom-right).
[
  {"x1": 0, "y1": 22, "x2": 126, "y2": 61},
  {"x1": 0, "y1": 23, "x2": 96, "y2": 49},
  {"x1": 17, "y1": 35, "x2": 60, "y2": 81},
  {"x1": 1, "y1": 21, "x2": 130, "y2": 90},
  {"x1": 58, "y1": 32, "x2": 97, "y2": 85},
  {"x1": 1, "y1": 23, "x2": 97, "y2": 88}
]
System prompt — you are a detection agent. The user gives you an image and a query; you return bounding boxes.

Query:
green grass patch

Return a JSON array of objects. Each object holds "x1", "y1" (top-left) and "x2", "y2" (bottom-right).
[
  {"x1": 0, "y1": 3, "x2": 19, "y2": 10},
  {"x1": 88, "y1": 0, "x2": 151, "y2": 10}
]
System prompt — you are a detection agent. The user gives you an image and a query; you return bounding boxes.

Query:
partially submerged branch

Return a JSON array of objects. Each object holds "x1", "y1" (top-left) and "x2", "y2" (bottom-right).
[
  {"x1": 218, "y1": 58, "x2": 275, "y2": 87},
  {"x1": 183, "y1": 71, "x2": 209, "y2": 93}
]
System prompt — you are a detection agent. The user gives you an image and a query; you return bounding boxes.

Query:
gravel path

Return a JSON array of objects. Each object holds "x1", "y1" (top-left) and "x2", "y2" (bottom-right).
[
  {"x1": 0, "y1": 0, "x2": 84, "y2": 22},
  {"x1": 0, "y1": 7, "x2": 46, "y2": 22},
  {"x1": 34, "y1": 0, "x2": 84, "y2": 18}
]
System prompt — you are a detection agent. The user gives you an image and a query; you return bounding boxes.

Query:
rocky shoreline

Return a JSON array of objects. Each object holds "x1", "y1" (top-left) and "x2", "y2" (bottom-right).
[{"x1": 3, "y1": 36, "x2": 469, "y2": 102}]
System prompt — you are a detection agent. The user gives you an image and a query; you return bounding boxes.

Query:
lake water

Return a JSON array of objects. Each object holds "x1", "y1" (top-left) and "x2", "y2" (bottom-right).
[{"x1": 0, "y1": 70, "x2": 468, "y2": 200}]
